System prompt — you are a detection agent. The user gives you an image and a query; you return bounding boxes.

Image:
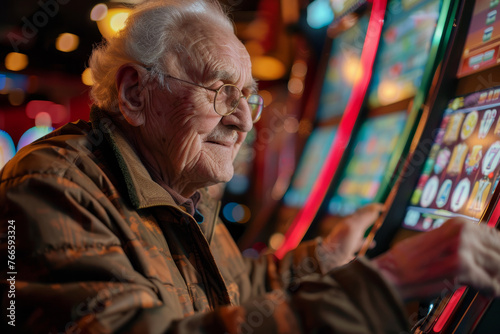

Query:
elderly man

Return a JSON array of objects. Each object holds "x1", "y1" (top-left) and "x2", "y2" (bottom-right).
[{"x1": 1, "y1": 0, "x2": 500, "y2": 333}]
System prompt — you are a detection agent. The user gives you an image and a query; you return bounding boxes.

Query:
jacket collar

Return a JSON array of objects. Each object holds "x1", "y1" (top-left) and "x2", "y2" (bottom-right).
[{"x1": 90, "y1": 106, "x2": 178, "y2": 210}]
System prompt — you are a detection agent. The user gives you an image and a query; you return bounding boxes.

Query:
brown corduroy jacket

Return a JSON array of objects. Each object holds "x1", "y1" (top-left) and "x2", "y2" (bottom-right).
[{"x1": 0, "y1": 108, "x2": 410, "y2": 333}]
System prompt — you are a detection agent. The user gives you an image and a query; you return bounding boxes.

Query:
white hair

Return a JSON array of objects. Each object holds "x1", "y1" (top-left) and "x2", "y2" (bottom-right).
[{"x1": 89, "y1": 0, "x2": 234, "y2": 112}]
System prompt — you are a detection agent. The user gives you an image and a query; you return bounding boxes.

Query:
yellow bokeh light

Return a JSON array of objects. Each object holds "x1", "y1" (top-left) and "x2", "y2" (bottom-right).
[
  {"x1": 110, "y1": 12, "x2": 129, "y2": 32},
  {"x1": 341, "y1": 56, "x2": 363, "y2": 84},
  {"x1": 259, "y1": 90, "x2": 272, "y2": 107},
  {"x1": 377, "y1": 80, "x2": 401, "y2": 106},
  {"x1": 56, "y1": 33, "x2": 79, "y2": 52},
  {"x1": 251, "y1": 56, "x2": 286, "y2": 81},
  {"x1": 269, "y1": 233, "x2": 285, "y2": 250},
  {"x1": 5, "y1": 52, "x2": 28, "y2": 72},
  {"x1": 81, "y1": 68, "x2": 94, "y2": 86},
  {"x1": 96, "y1": 8, "x2": 132, "y2": 40},
  {"x1": 91, "y1": 3, "x2": 108, "y2": 21}
]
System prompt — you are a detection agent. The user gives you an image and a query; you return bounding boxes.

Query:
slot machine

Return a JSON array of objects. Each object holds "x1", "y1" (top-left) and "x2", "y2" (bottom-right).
[
  {"x1": 0, "y1": 130, "x2": 16, "y2": 169},
  {"x1": 364, "y1": 0, "x2": 500, "y2": 332},
  {"x1": 241, "y1": 0, "x2": 385, "y2": 252},
  {"x1": 325, "y1": 0, "x2": 449, "y2": 219},
  {"x1": 273, "y1": 0, "x2": 460, "y2": 257}
]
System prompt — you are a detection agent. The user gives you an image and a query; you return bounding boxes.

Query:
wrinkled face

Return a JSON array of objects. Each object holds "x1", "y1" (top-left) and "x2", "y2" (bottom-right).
[{"x1": 140, "y1": 25, "x2": 254, "y2": 195}]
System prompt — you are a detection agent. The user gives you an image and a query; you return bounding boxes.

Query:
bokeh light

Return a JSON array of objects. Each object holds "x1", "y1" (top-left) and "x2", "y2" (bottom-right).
[
  {"x1": 0, "y1": 130, "x2": 16, "y2": 169},
  {"x1": 241, "y1": 248, "x2": 260, "y2": 259},
  {"x1": 307, "y1": 0, "x2": 334, "y2": 29},
  {"x1": 56, "y1": 33, "x2": 80, "y2": 52},
  {"x1": 17, "y1": 124, "x2": 54, "y2": 151},
  {"x1": 222, "y1": 202, "x2": 251, "y2": 223},
  {"x1": 377, "y1": 80, "x2": 401, "y2": 106},
  {"x1": 269, "y1": 232, "x2": 285, "y2": 250},
  {"x1": 288, "y1": 77, "x2": 304, "y2": 95},
  {"x1": 259, "y1": 90, "x2": 272, "y2": 107},
  {"x1": 5, "y1": 52, "x2": 28, "y2": 72},
  {"x1": 110, "y1": 12, "x2": 129, "y2": 31},
  {"x1": 82, "y1": 68, "x2": 94, "y2": 86},
  {"x1": 342, "y1": 56, "x2": 363, "y2": 84},
  {"x1": 26, "y1": 101, "x2": 69, "y2": 124},
  {"x1": 91, "y1": 3, "x2": 108, "y2": 21},
  {"x1": 35, "y1": 112, "x2": 52, "y2": 127},
  {"x1": 251, "y1": 56, "x2": 286, "y2": 81},
  {"x1": 291, "y1": 61, "x2": 308, "y2": 77},
  {"x1": 283, "y1": 117, "x2": 300, "y2": 133},
  {"x1": 96, "y1": 8, "x2": 132, "y2": 40}
]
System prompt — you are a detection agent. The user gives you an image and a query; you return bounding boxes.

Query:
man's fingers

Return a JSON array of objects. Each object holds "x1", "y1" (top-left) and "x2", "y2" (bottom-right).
[{"x1": 458, "y1": 265, "x2": 500, "y2": 296}]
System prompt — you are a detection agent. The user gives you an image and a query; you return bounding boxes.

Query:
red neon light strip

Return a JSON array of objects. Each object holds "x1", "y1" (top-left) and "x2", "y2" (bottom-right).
[
  {"x1": 432, "y1": 286, "x2": 467, "y2": 333},
  {"x1": 487, "y1": 202, "x2": 500, "y2": 228},
  {"x1": 275, "y1": 0, "x2": 388, "y2": 259}
]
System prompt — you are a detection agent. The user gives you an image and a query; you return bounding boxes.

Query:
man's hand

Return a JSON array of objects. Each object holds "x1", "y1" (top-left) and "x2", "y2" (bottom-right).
[
  {"x1": 317, "y1": 203, "x2": 384, "y2": 272},
  {"x1": 372, "y1": 217, "x2": 500, "y2": 301}
]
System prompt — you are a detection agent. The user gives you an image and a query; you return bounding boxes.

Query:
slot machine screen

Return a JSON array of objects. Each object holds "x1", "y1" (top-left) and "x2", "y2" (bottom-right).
[
  {"x1": 457, "y1": 0, "x2": 500, "y2": 78},
  {"x1": 328, "y1": 111, "x2": 407, "y2": 216},
  {"x1": 283, "y1": 125, "x2": 338, "y2": 208},
  {"x1": 403, "y1": 87, "x2": 500, "y2": 232},
  {"x1": 368, "y1": 0, "x2": 441, "y2": 108},
  {"x1": 0, "y1": 130, "x2": 16, "y2": 169},
  {"x1": 316, "y1": 14, "x2": 369, "y2": 121}
]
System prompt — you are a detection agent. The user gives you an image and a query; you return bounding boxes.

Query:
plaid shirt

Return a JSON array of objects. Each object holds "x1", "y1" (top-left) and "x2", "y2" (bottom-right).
[{"x1": 0, "y1": 108, "x2": 409, "y2": 333}]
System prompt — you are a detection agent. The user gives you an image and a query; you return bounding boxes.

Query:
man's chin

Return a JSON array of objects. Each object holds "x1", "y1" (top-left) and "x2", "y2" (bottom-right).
[{"x1": 198, "y1": 167, "x2": 234, "y2": 187}]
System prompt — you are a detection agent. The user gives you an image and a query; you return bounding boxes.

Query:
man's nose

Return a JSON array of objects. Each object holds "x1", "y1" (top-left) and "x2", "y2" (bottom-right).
[{"x1": 220, "y1": 99, "x2": 254, "y2": 133}]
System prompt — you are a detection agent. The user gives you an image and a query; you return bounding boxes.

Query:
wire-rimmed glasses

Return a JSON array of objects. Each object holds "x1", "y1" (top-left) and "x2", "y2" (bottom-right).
[{"x1": 144, "y1": 67, "x2": 264, "y2": 123}]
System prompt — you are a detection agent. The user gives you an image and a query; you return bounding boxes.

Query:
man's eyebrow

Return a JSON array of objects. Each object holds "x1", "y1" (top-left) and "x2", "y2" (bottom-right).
[
  {"x1": 210, "y1": 70, "x2": 258, "y2": 91},
  {"x1": 208, "y1": 70, "x2": 233, "y2": 83}
]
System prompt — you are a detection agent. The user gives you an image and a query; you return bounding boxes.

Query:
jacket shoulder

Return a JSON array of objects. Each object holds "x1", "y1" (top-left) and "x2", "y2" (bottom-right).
[{"x1": 1, "y1": 120, "x2": 104, "y2": 183}]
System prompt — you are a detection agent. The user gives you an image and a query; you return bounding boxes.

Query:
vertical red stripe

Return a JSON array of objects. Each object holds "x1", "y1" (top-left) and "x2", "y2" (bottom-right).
[{"x1": 275, "y1": 0, "x2": 388, "y2": 259}]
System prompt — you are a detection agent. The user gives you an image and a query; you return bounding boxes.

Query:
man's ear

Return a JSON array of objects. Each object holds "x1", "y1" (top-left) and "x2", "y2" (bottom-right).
[{"x1": 115, "y1": 64, "x2": 149, "y2": 126}]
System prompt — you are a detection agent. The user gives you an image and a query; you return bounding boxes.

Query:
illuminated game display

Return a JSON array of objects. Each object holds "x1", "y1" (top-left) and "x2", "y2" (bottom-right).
[
  {"x1": 316, "y1": 15, "x2": 369, "y2": 120},
  {"x1": 403, "y1": 86, "x2": 500, "y2": 232},
  {"x1": 360, "y1": 1, "x2": 500, "y2": 331},
  {"x1": 457, "y1": 0, "x2": 500, "y2": 77},
  {"x1": 328, "y1": 111, "x2": 407, "y2": 215},
  {"x1": 283, "y1": 125, "x2": 338, "y2": 207},
  {"x1": 368, "y1": 0, "x2": 441, "y2": 107},
  {"x1": 17, "y1": 126, "x2": 54, "y2": 151},
  {"x1": 0, "y1": 130, "x2": 16, "y2": 169}
]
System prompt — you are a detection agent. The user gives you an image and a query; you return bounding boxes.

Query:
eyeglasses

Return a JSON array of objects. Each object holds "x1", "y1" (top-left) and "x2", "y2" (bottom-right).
[
  {"x1": 143, "y1": 66, "x2": 264, "y2": 123},
  {"x1": 165, "y1": 75, "x2": 264, "y2": 123}
]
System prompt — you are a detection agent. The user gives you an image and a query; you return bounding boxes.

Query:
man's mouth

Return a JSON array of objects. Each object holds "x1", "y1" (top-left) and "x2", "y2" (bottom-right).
[
  {"x1": 205, "y1": 131, "x2": 238, "y2": 147},
  {"x1": 206, "y1": 140, "x2": 233, "y2": 147}
]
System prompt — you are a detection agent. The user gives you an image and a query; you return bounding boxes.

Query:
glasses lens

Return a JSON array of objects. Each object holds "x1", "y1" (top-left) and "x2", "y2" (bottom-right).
[
  {"x1": 215, "y1": 85, "x2": 264, "y2": 123},
  {"x1": 247, "y1": 94, "x2": 264, "y2": 122},
  {"x1": 215, "y1": 85, "x2": 241, "y2": 116}
]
